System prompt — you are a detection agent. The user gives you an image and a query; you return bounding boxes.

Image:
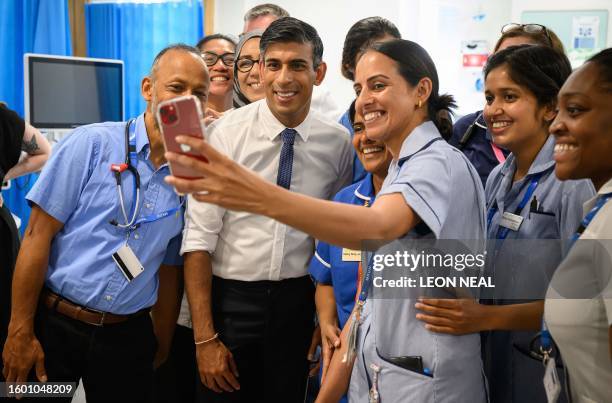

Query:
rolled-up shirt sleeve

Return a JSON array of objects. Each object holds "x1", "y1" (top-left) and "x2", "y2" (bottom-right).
[
  {"x1": 27, "y1": 127, "x2": 100, "y2": 223},
  {"x1": 180, "y1": 127, "x2": 227, "y2": 255}
]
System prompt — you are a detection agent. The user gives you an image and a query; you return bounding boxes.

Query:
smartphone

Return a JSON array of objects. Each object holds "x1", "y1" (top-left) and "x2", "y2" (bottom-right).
[{"x1": 157, "y1": 95, "x2": 207, "y2": 179}]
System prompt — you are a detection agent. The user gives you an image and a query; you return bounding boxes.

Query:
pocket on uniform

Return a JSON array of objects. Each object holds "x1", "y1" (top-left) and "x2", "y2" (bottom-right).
[
  {"x1": 523, "y1": 211, "x2": 559, "y2": 239},
  {"x1": 373, "y1": 348, "x2": 435, "y2": 403}
]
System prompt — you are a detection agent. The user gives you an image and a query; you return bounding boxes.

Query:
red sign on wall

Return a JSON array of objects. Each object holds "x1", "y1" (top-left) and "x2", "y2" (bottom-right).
[{"x1": 463, "y1": 54, "x2": 489, "y2": 67}]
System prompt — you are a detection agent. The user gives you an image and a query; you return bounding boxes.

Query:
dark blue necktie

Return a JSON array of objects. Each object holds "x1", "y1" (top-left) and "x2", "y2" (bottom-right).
[{"x1": 277, "y1": 128, "x2": 297, "y2": 190}]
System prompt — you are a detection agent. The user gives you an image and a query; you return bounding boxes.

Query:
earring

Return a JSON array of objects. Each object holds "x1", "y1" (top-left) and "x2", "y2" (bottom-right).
[{"x1": 417, "y1": 100, "x2": 422, "y2": 108}]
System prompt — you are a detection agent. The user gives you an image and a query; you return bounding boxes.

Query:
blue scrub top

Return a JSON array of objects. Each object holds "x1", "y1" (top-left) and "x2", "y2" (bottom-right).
[
  {"x1": 486, "y1": 135, "x2": 595, "y2": 246},
  {"x1": 308, "y1": 173, "x2": 375, "y2": 329},
  {"x1": 27, "y1": 115, "x2": 183, "y2": 315},
  {"x1": 348, "y1": 121, "x2": 488, "y2": 403}
]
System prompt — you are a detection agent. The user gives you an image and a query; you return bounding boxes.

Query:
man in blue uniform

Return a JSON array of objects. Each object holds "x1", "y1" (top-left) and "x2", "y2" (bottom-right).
[{"x1": 1, "y1": 44, "x2": 208, "y2": 402}]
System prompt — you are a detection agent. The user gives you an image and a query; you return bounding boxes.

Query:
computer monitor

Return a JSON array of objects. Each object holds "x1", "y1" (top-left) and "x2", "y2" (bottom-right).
[{"x1": 24, "y1": 54, "x2": 124, "y2": 130}]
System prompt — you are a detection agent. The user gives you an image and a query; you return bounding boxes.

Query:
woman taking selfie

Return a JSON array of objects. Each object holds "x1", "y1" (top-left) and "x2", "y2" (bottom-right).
[{"x1": 165, "y1": 39, "x2": 488, "y2": 402}]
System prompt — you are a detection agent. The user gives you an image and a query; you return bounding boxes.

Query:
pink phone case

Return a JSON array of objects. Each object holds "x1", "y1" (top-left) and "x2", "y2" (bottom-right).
[{"x1": 156, "y1": 95, "x2": 207, "y2": 179}]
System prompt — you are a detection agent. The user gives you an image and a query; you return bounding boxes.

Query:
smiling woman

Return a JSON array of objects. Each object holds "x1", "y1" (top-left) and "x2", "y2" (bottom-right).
[
  {"x1": 232, "y1": 29, "x2": 265, "y2": 108},
  {"x1": 545, "y1": 48, "x2": 612, "y2": 403},
  {"x1": 196, "y1": 33, "x2": 237, "y2": 114}
]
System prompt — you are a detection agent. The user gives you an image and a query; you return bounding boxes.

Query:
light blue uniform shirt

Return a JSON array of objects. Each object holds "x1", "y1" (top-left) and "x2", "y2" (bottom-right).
[
  {"x1": 482, "y1": 134, "x2": 594, "y2": 403},
  {"x1": 27, "y1": 114, "x2": 183, "y2": 314},
  {"x1": 349, "y1": 121, "x2": 487, "y2": 403}
]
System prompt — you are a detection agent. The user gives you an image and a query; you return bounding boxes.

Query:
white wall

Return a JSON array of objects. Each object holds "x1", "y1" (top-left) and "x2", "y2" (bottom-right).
[{"x1": 512, "y1": 0, "x2": 612, "y2": 46}]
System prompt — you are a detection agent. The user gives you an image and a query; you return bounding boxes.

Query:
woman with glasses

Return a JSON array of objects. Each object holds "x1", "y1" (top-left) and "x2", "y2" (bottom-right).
[
  {"x1": 196, "y1": 34, "x2": 237, "y2": 122},
  {"x1": 233, "y1": 30, "x2": 265, "y2": 108},
  {"x1": 449, "y1": 23, "x2": 565, "y2": 188}
]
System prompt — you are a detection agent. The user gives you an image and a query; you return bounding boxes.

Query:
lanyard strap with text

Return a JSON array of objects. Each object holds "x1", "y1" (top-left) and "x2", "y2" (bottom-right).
[
  {"x1": 357, "y1": 252, "x2": 375, "y2": 304},
  {"x1": 130, "y1": 196, "x2": 185, "y2": 229}
]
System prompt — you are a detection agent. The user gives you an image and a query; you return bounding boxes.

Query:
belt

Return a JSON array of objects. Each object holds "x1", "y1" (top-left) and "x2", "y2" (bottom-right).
[{"x1": 42, "y1": 289, "x2": 149, "y2": 327}]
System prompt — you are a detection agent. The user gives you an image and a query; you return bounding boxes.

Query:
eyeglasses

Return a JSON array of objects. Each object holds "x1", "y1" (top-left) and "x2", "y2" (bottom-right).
[
  {"x1": 501, "y1": 23, "x2": 552, "y2": 44},
  {"x1": 236, "y1": 57, "x2": 261, "y2": 73},
  {"x1": 202, "y1": 51, "x2": 235, "y2": 67}
]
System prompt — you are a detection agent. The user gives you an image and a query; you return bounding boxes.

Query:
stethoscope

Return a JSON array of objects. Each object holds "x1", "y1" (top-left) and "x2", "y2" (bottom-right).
[
  {"x1": 109, "y1": 119, "x2": 141, "y2": 228},
  {"x1": 109, "y1": 119, "x2": 184, "y2": 230}
]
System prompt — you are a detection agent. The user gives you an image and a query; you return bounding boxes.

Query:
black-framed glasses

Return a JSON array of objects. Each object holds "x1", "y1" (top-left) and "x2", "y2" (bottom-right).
[
  {"x1": 236, "y1": 57, "x2": 260, "y2": 73},
  {"x1": 202, "y1": 51, "x2": 235, "y2": 67},
  {"x1": 501, "y1": 23, "x2": 552, "y2": 44}
]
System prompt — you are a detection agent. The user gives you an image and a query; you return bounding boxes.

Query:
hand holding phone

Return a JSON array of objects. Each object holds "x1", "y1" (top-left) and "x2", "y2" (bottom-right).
[{"x1": 157, "y1": 95, "x2": 207, "y2": 179}]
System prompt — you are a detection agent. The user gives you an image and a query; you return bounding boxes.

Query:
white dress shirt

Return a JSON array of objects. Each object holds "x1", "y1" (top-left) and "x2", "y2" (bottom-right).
[
  {"x1": 181, "y1": 98, "x2": 353, "y2": 282},
  {"x1": 312, "y1": 85, "x2": 344, "y2": 122}
]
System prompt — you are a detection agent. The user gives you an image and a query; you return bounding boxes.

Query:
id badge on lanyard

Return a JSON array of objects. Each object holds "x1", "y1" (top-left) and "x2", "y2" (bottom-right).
[
  {"x1": 540, "y1": 320, "x2": 561, "y2": 403},
  {"x1": 489, "y1": 173, "x2": 542, "y2": 240}
]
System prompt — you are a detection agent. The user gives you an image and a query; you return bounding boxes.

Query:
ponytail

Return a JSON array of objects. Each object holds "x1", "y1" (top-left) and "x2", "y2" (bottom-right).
[{"x1": 428, "y1": 93, "x2": 456, "y2": 140}]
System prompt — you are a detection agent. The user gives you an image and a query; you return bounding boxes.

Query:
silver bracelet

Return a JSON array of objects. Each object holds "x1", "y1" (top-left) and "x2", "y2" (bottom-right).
[{"x1": 194, "y1": 332, "x2": 219, "y2": 345}]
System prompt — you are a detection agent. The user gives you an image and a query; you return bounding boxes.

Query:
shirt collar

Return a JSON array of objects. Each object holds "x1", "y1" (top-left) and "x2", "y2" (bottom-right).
[
  {"x1": 500, "y1": 135, "x2": 555, "y2": 178},
  {"x1": 260, "y1": 99, "x2": 311, "y2": 142},
  {"x1": 354, "y1": 173, "x2": 375, "y2": 202},
  {"x1": 582, "y1": 177, "x2": 612, "y2": 214},
  {"x1": 597, "y1": 177, "x2": 612, "y2": 195},
  {"x1": 396, "y1": 121, "x2": 441, "y2": 161},
  {"x1": 134, "y1": 113, "x2": 150, "y2": 155}
]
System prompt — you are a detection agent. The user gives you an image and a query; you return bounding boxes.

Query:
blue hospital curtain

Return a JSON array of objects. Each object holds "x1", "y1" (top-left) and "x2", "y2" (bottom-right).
[
  {"x1": 85, "y1": 0, "x2": 204, "y2": 120},
  {"x1": 0, "y1": 0, "x2": 72, "y2": 235}
]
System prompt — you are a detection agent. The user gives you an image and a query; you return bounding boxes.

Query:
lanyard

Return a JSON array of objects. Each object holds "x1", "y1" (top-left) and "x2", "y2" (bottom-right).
[
  {"x1": 540, "y1": 319, "x2": 552, "y2": 352},
  {"x1": 357, "y1": 252, "x2": 375, "y2": 304},
  {"x1": 131, "y1": 197, "x2": 184, "y2": 228},
  {"x1": 355, "y1": 198, "x2": 372, "y2": 301},
  {"x1": 569, "y1": 192, "x2": 612, "y2": 247},
  {"x1": 127, "y1": 119, "x2": 138, "y2": 166},
  {"x1": 490, "y1": 142, "x2": 506, "y2": 164},
  {"x1": 111, "y1": 120, "x2": 183, "y2": 230},
  {"x1": 487, "y1": 172, "x2": 543, "y2": 240}
]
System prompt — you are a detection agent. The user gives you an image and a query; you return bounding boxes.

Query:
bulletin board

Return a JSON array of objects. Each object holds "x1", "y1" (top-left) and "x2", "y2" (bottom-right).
[{"x1": 522, "y1": 9, "x2": 609, "y2": 67}]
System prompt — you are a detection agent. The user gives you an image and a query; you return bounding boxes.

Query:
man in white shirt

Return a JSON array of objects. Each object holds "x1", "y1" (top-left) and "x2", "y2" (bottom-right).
[{"x1": 182, "y1": 17, "x2": 352, "y2": 402}]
